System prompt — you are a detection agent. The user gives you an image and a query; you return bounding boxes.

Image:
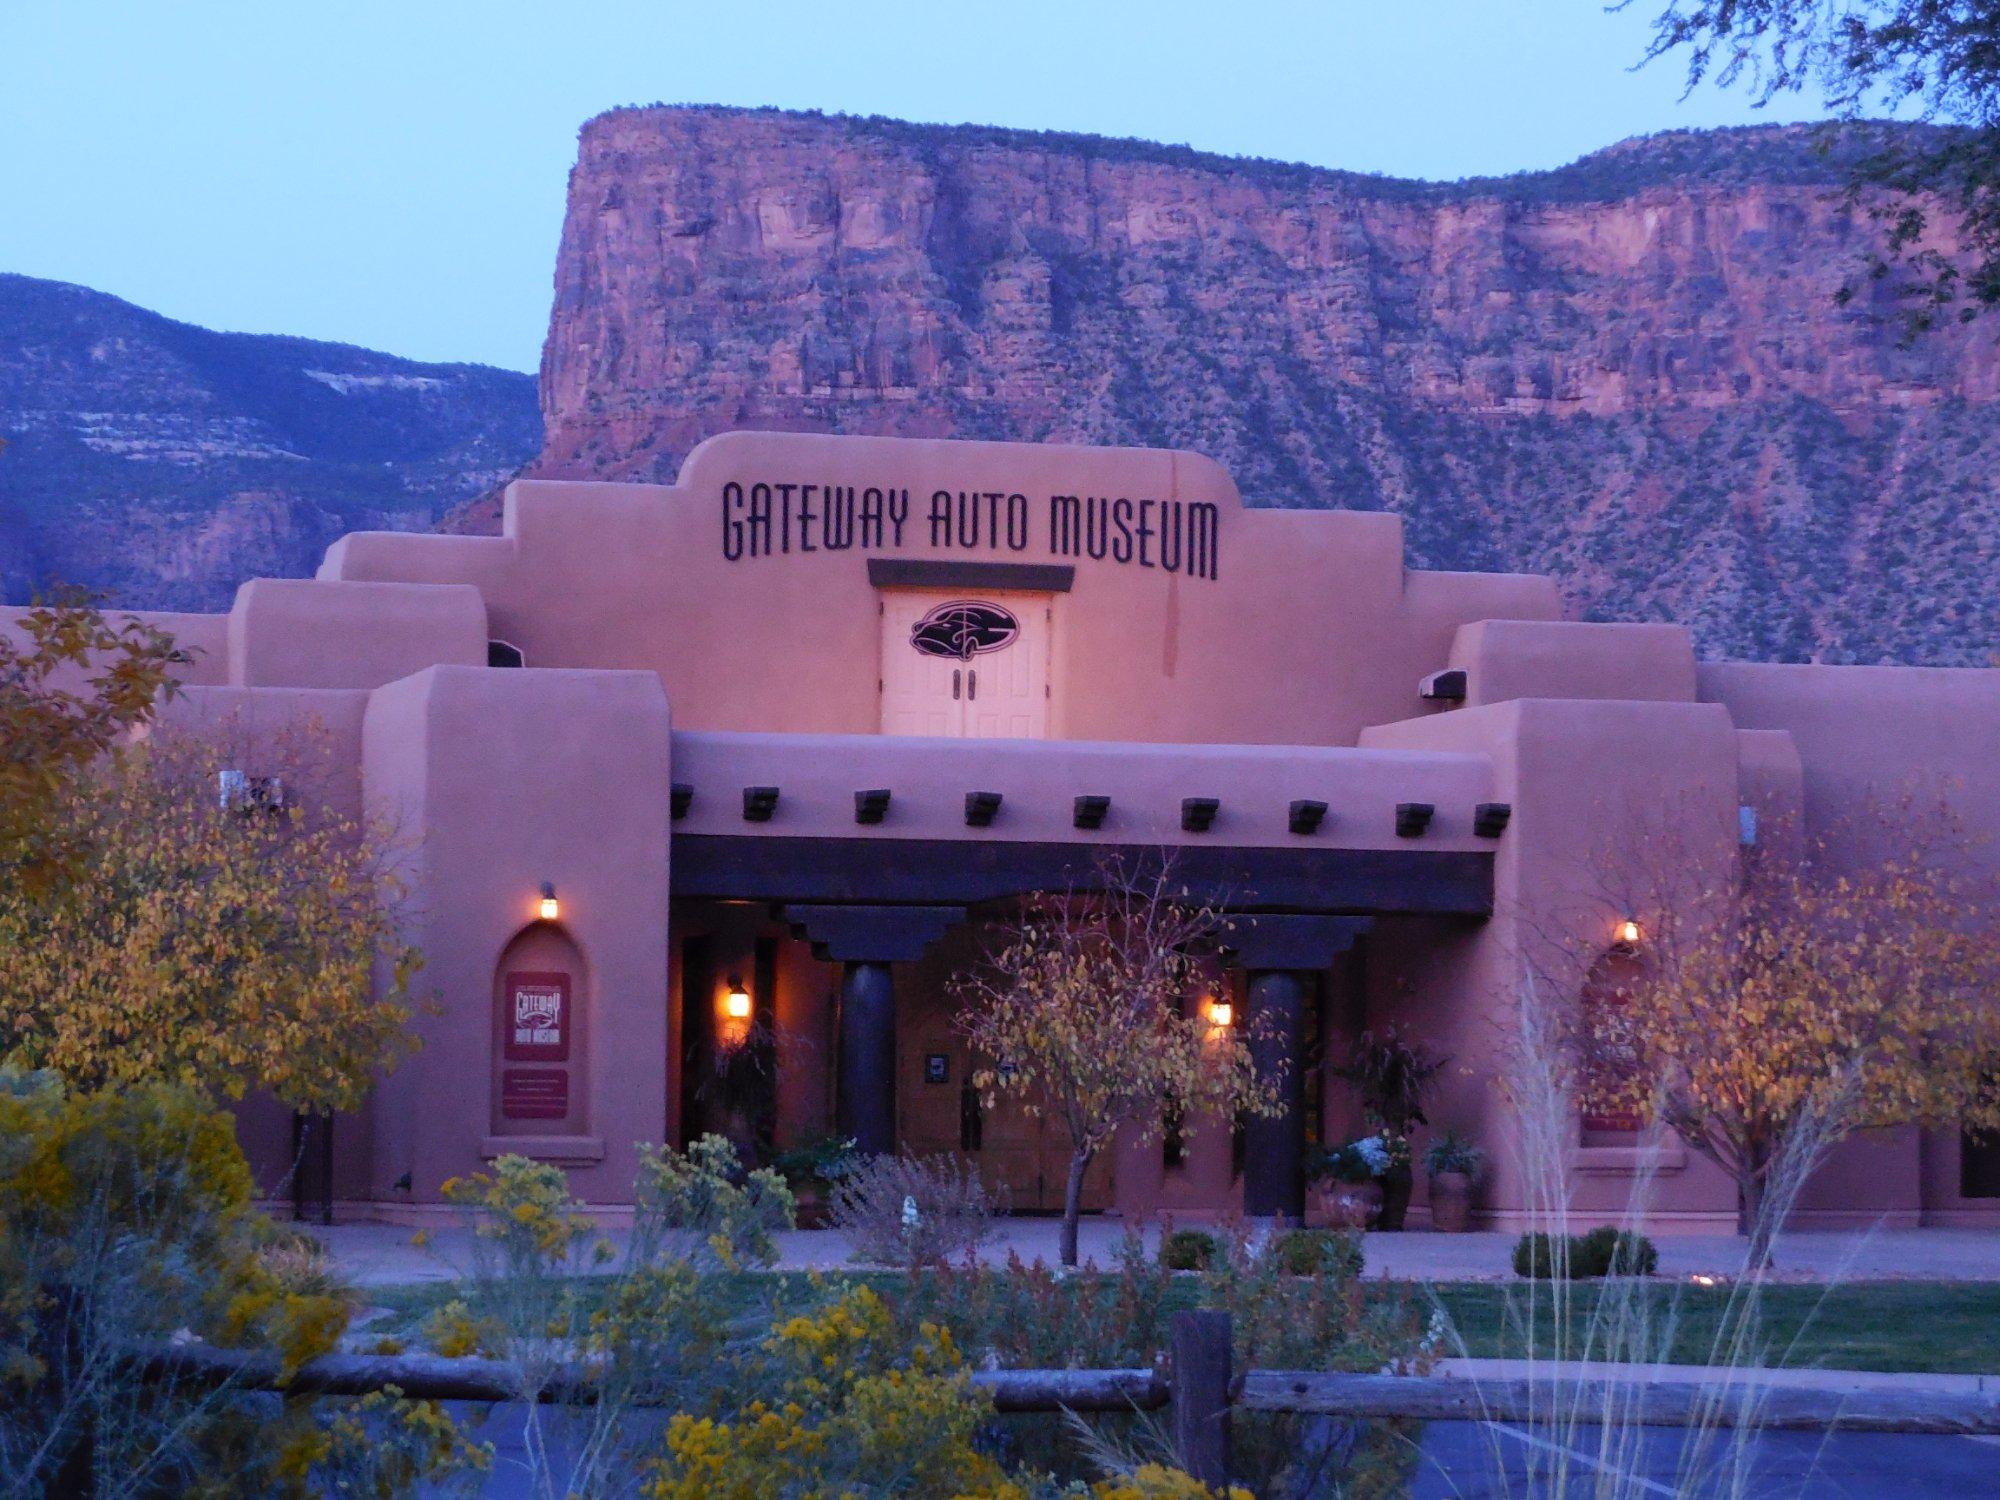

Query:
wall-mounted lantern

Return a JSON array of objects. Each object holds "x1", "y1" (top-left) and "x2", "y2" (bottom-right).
[
  {"x1": 538, "y1": 882, "x2": 560, "y2": 923},
  {"x1": 724, "y1": 975, "x2": 753, "y2": 1021},
  {"x1": 1615, "y1": 918, "x2": 1642, "y2": 950},
  {"x1": 1205, "y1": 997, "x2": 1234, "y2": 1030}
]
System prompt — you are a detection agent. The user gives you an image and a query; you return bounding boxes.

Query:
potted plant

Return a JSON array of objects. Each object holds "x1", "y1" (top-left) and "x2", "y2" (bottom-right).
[
  {"x1": 1423, "y1": 1127, "x2": 1485, "y2": 1233},
  {"x1": 772, "y1": 1134, "x2": 859, "y2": 1228},
  {"x1": 1334, "y1": 1028, "x2": 1443, "y2": 1232},
  {"x1": 1310, "y1": 1136, "x2": 1390, "y2": 1228}
]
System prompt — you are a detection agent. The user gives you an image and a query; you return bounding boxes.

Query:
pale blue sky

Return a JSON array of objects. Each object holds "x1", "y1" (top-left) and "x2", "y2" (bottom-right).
[{"x1": 0, "y1": 1, "x2": 1835, "y2": 372}]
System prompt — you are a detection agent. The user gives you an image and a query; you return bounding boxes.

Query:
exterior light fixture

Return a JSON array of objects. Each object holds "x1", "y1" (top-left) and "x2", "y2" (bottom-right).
[
  {"x1": 1473, "y1": 802, "x2": 1512, "y2": 838},
  {"x1": 537, "y1": 882, "x2": 560, "y2": 922},
  {"x1": 855, "y1": 788, "x2": 891, "y2": 825},
  {"x1": 1205, "y1": 998, "x2": 1234, "y2": 1030},
  {"x1": 1289, "y1": 798, "x2": 1328, "y2": 836},
  {"x1": 724, "y1": 976, "x2": 752, "y2": 1021},
  {"x1": 1396, "y1": 802, "x2": 1435, "y2": 838},
  {"x1": 671, "y1": 782, "x2": 693, "y2": 820},
  {"x1": 1181, "y1": 797, "x2": 1220, "y2": 833},
  {"x1": 1073, "y1": 794, "x2": 1111, "y2": 830},
  {"x1": 1616, "y1": 918, "x2": 1642, "y2": 948},
  {"x1": 743, "y1": 786, "x2": 780, "y2": 822},
  {"x1": 965, "y1": 790, "x2": 1003, "y2": 827}
]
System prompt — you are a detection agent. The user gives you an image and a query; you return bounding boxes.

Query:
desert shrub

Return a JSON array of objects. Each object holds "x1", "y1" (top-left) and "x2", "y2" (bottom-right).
[
  {"x1": 1512, "y1": 1231, "x2": 1569, "y2": 1279},
  {"x1": 0, "y1": 1072, "x2": 484, "y2": 1496},
  {"x1": 1160, "y1": 1227, "x2": 1221, "y2": 1270},
  {"x1": 1576, "y1": 1225, "x2": 1659, "y2": 1278},
  {"x1": 828, "y1": 1152, "x2": 999, "y2": 1267},
  {"x1": 1513, "y1": 1228, "x2": 1658, "y2": 1279},
  {"x1": 1268, "y1": 1228, "x2": 1365, "y2": 1279},
  {"x1": 893, "y1": 1235, "x2": 1176, "y2": 1368}
]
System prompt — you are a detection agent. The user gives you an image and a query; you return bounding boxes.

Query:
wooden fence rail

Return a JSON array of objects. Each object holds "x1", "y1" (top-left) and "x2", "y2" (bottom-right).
[{"x1": 74, "y1": 1309, "x2": 2000, "y2": 1493}]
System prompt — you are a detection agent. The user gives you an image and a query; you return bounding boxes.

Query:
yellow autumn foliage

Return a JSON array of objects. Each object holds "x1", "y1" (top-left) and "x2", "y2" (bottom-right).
[
  {"x1": 1581, "y1": 802, "x2": 2000, "y2": 1253},
  {"x1": 0, "y1": 722, "x2": 423, "y2": 1112}
]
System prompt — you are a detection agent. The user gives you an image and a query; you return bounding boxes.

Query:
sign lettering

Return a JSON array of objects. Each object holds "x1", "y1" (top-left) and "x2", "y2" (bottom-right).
[{"x1": 720, "y1": 479, "x2": 1219, "y2": 579}]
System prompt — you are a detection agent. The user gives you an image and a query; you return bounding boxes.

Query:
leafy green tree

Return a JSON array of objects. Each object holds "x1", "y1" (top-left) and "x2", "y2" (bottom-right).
[{"x1": 1632, "y1": 1, "x2": 2000, "y2": 330}]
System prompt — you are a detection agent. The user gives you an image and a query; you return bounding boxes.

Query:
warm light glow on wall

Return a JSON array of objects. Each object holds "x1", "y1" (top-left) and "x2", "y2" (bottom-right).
[
  {"x1": 724, "y1": 976, "x2": 752, "y2": 1021},
  {"x1": 538, "y1": 883, "x2": 560, "y2": 922}
]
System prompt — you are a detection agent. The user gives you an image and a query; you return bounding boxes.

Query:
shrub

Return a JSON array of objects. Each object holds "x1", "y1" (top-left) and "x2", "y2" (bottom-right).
[
  {"x1": 0, "y1": 1073, "x2": 484, "y2": 1494},
  {"x1": 1268, "y1": 1228, "x2": 1365, "y2": 1279},
  {"x1": 1512, "y1": 1231, "x2": 1569, "y2": 1279},
  {"x1": 1513, "y1": 1228, "x2": 1658, "y2": 1279},
  {"x1": 828, "y1": 1152, "x2": 999, "y2": 1268},
  {"x1": 1160, "y1": 1228, "x2": 1221, "y2": 1270},
  {"x1": 1577, "y1": 1225, "x2": 1659, "y2": 1278}
]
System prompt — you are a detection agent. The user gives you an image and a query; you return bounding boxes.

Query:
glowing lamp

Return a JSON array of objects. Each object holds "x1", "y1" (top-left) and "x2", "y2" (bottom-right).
[
  {"x1": 1616, "y1": 918, "x2": 1642, "y2": 947},
  {"x1": 724, "y1": 976, "x2": 752, "y2": 1021},
  {"x1": 1205, "y1": 998, "x2": 1234, "y2": 1029},
  {"x1": 537, "y1": 882, "x2": 560, "y2": 922}
]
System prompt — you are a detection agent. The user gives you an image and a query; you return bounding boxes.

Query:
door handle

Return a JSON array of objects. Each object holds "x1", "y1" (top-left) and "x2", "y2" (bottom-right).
[
  {"x1": 952, "y1": 669, "x2": 961, "y2": 700},
  {"x1": 968, "y1": 669, "x2": 977, "y2": 700}
]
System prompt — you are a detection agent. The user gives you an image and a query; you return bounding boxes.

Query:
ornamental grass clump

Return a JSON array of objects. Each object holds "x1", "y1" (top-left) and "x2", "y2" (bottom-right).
[{"x1": 827, "y1": 1150, "x2": 999, "y2": 1268}]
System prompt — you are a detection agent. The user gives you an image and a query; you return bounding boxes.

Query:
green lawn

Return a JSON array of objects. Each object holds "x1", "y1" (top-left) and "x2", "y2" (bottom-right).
[
  {"x1": 1429, "y1": 1280, "x2": 2000, "y2": 1375},
  {"x1": 356, "y1": 1275, "x2": 2000, "y2": 1376}
]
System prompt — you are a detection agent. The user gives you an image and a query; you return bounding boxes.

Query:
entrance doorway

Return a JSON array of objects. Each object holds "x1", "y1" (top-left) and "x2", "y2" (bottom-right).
[
  {"x1": 879, "y1": 590, "x2": 1052, "y2": 739},
  {"x1": 899, "y1": 1001, "x2": 1112, "y2": 1213}
]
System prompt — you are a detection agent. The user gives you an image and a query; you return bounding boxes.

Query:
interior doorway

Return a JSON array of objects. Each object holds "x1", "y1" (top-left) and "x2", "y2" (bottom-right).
[
  {"x1": 899, "y1": 993, "x2": 1111, "y2": 1214},
  {"x1": 879, "y1": 590, "x2": 1052, "y2": 739}
]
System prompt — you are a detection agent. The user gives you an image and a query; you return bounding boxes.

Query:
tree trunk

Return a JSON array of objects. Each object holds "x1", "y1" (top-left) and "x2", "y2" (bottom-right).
[
  {"x1": 1060, "y1": 1148, "x2": 1092, "y2": 1268},
  {"x1": 1738, "y1": 1139, "x2": 1775, "y2": 1271}
]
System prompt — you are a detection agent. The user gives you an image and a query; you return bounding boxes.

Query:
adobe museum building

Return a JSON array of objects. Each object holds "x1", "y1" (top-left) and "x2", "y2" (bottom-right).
[{"x1": 59, "y1": 433, "x2": 2000, "y2": 1229}]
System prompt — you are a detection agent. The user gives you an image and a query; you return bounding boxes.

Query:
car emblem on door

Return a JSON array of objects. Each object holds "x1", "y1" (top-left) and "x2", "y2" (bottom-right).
[{"x1": 909, "y1": 600, "x2": 1020, "y2": 660}]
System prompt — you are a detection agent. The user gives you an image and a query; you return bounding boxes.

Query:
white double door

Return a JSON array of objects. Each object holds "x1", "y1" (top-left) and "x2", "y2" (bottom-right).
[{"x1": 879, "y1": 590, "x2": 1051, "y2": 739}]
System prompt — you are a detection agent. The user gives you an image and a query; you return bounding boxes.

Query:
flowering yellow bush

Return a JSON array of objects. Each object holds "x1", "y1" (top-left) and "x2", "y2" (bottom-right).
[
  {"x1": 645, "y1": 1286, "x2": 1023, "y2": 1499},
  {"x1": 0, "y1": 1073, "x2": 484, "y2": 1495}
]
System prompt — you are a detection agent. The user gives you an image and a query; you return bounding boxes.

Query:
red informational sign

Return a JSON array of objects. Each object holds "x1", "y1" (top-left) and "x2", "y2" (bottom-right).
[
  {"x1": 504, "y1": 971, "x2": 570, "y2": 1062},
  {"x1": 501, "y1": 1069, "x2": 569, "y2": 1121}
]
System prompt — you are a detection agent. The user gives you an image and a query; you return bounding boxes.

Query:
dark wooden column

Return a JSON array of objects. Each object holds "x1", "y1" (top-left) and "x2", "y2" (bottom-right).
[
  {"x1": 836, "y1": 961, "x2": 897, "y2": 1155},
  {"x1": 783, "y1": 903, "x2": 964, "y2": 1159},
  {"x1": 1243, "y1": 970, "x2": 1309, "y2": 1221},
  {"x1": 1224, "y1": 914, "x2": 1372, "y2": 1224}
]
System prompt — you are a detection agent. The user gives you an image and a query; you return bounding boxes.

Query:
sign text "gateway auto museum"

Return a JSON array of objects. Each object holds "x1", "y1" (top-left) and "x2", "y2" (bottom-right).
[{"x1": 720, "y1": 479, "x2": 1222, "y2": 579}]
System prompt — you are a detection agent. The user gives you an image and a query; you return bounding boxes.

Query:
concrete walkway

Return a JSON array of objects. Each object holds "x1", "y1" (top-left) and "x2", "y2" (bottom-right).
[{"x1": 306, "y1": 1218, "x2": 2000, "y2": 1288}]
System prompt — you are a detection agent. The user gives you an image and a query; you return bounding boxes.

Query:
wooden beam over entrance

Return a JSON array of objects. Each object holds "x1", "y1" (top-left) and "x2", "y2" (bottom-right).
[{"x1": 673, "y1": 836, "x2": 1491, "y2": 915}]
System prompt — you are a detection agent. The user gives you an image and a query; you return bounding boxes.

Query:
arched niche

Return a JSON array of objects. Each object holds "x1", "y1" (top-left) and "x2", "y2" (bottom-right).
[
  {"x1": 491, "y1": 922, "x2": 589, "y2": 1138},
  {"x1": 1578, "y1": 947, "x2": 1646, "y2": 1146}
]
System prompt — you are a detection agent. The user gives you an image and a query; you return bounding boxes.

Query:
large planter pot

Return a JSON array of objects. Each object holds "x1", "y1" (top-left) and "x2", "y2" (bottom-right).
[
  {"x1": 1318, "y1": 1179, "x2": 1383, "y2": 1229},
  {"x1": 1428, "y1": 1170, "x2": 1474, "y2": 1233},
  {"x1": 1377, "y1": 1166, "x2": 1414, "y2": 1232}
]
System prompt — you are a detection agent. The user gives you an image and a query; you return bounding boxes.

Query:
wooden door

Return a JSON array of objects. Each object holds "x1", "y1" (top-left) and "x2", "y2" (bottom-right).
[{"x1": 879, "y1": 591, "x2": 1050, "y2": 739}]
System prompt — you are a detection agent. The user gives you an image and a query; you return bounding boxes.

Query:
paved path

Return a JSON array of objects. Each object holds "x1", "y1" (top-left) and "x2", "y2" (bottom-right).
[{"x1": 307, "y1": 1217, "x2": 2000, "y2": 1287}]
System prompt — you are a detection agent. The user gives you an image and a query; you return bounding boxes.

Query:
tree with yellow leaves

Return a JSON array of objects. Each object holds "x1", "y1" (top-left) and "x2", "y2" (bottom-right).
[
  {"x1": 0, "y1": 722, "x2": 423, "y2": 1114},
  {"x1": 1580, "y1": 801, "x2": 2000, "y2": 1268},
  {"x1": 1, "y1": 590, "x2": 187, "y2": 894},
  {"x1": 955, "y1": 865, "x2": 1279, "y2": 1267}
]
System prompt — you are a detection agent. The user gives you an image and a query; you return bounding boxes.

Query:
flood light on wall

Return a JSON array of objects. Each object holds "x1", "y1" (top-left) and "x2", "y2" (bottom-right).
[
  {"x1": 724, "y1": 975, "x2": 752, "y2": 1021},
  {"x1": 537, "y1": 883, "x2": 560, "y2": 922}
]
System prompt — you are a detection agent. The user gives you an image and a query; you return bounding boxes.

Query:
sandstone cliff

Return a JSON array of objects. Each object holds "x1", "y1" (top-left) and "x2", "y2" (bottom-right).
[{"x1": 521, "y1": 107, "x2": 2000, "y2": 665}]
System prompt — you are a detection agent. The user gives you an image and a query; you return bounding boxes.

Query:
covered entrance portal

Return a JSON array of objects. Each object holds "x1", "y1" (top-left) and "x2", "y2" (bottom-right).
[{"x1": 671, "y1": 831, "x2": 1491, "y2": 1220}]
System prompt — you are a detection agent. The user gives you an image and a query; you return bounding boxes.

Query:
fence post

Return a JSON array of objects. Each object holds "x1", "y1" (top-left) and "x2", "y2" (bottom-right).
[{"x1": 1170, "y1": 1309, "x2": 1231, "y2": 1488}]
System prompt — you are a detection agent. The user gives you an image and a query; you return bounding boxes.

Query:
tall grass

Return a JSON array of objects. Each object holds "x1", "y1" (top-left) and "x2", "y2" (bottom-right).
[{"x1": 1420, "y1": 977, "x2": 1858, "y2": 1499}]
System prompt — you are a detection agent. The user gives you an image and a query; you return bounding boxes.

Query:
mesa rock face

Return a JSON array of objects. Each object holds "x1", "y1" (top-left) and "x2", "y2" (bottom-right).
[{"x1": 530, "y1": 107, "x2": 2000, "y2": 664}]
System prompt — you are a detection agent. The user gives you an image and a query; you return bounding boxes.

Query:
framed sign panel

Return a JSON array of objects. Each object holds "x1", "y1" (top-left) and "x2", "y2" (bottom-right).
[
  {"x1": 505, "y1": 971, "x2": 570, "y2": 1062},
  {"x1": 501, "y1": 1068, "x2": 569, "y2": 1121}
]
